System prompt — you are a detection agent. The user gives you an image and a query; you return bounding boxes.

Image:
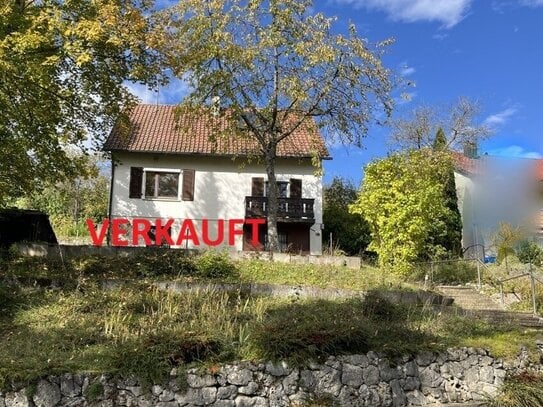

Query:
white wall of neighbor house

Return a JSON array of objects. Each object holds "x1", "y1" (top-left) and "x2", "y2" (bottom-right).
[
  {"x1": 455, "y1": 169, "x2": 543, "y2": 256},
  {"x1": 110, "y1": 152, "x2": 323, "y2": 254},
  {"x1": 454, "y1": 171, "x2": 480, "y2": 256}
]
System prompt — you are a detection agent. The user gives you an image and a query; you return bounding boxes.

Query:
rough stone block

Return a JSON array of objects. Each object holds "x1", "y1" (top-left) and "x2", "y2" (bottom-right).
[
  {"x1": 341, "y1": 364, "x2": 364, "y2": 388},
  {"x1": 33, "y1": 380, "x2": 61, "y2": 407}
]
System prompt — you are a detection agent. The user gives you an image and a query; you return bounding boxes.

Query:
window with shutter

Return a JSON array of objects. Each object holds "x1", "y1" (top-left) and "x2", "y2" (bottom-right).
[
  {"x1": 129, "y1": 167, "x2": 143, "y2": 199},
  {"x1": 182, "y1": 169, "x2": 195, "y2": 201},
  {"x1": 251, "y1": 177, "x2": 264, "y2": 197},
  {"x1": 290, "y1": 179, "x2": 302, "y2": 198}
]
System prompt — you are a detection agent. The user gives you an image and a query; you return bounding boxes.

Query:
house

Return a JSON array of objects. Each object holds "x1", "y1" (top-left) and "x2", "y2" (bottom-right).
[
  {"x1": 453, "y1": 149, "x2": 543, "y2": 258},
  {"x1": 103, "y1": 104, "x2": 329, "y2": 254}
]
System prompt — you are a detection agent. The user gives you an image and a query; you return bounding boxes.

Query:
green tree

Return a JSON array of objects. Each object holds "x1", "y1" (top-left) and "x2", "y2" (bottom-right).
[
  {"x1": 493, "y1": 222, "x2": 524, "y2": 272},
  {"x1": 16, "y1": 154, "x2": 110, "y2": 237},
  {"x1": 323, "y1": 177, "x2": 371, "y2": 256},
  {"x1": 350, "y1": 150, "x2": 456, "y2": 274},
  {"x1": 517, "y1": 241, "x2": 543, "y2": 267},
  {"x1": 429, "y1": 128, "x2": 463, "y2": 256},
  {"x1": 0, "y1": 0, "x2": 161, "y2": 202},
  {"x1": 158, "y1": 0, "x2": 394, "y2": 251}
]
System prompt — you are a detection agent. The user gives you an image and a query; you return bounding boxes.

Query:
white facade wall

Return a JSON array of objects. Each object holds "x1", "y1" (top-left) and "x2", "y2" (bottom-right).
[
  {"x1": 109, "y1": 152, "x2": 323, "y2": 254},
  {"x1": 454, "y1": 171, "x2": 482, "y2": 257}
]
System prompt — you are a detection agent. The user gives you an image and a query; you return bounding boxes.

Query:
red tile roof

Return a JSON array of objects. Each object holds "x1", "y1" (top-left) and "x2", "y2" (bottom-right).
[
  {"x1": 537, "y1": 159, "x2": 543, "y2": 180},
  {"x1": 104, "y1": 104, "x2": 329, "y2": 159},
  {"x1": 453, "y1": 152, "x2": 543, "y2": 180},
  {"x1": 452, "y1": 152, "x2": 485, "y2": 176}
]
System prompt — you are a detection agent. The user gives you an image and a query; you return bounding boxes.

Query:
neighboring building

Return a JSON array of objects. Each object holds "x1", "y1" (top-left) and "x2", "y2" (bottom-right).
[
  {"x1": 454, "y1": 150, "x2": 543, "y2": 258},
  {"x1": 103, "y1": 104, "x2": 329, "y2": 254}
]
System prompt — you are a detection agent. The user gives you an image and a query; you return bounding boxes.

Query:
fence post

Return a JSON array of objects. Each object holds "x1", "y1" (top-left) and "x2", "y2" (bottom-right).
[
  {"x1": 476, "y1": 259, "x2": 481, "y2": 291},
  {"x1": 530, "y1": 262, "x2": 537, "y2": 316}
]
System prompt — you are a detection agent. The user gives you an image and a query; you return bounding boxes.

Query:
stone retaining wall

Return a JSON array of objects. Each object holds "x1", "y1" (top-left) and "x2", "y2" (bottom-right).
[
  {"x1": 2, "y1": 347, "x2": 535, "y2": 407},
  {"x1": 13, "y1": 244, "x2": 361, "y2": 269}
]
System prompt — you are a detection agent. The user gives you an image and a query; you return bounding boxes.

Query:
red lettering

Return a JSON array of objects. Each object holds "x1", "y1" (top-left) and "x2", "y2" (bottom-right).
[
  {"x1": 228, "y1": 219, "x2": 244, "y2": 245},
  {"x1": 202, "y1": 219, "x2": 224, "y2": 246},
  {"x1": 176, "y1": 219, "x2": 200, "y2": 246},
  {"x1": 132, "y1": 219, "x2": 151, "y2": 246},
  {"x1": 244, "y1": 218, "x2": 265, "y2": 246},
  {"x1": 86, "y1": 218, "x2": 109, "y2": 247},
  {"x1": 112, "y1": 218, "x2": 129, "y2": 246},
  {"x1": 155, "y1": 219, "x2": 174, "y2": 246}
]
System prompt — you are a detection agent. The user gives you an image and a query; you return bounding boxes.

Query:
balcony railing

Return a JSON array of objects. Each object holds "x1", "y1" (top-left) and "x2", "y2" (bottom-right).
[{"x1": 245, "y1": 196, "x2": 315, "y2": 221}]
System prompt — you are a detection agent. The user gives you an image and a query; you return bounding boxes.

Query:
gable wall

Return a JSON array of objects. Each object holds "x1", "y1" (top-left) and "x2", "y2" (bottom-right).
[{"x1": 109, "y1": 152, "x2": 323, "y2": 253}]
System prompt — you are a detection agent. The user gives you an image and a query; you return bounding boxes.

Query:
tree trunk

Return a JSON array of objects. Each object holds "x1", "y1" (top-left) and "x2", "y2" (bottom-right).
[{"x1": 264, "y1": 147, "x2": 279, "y2": 253}]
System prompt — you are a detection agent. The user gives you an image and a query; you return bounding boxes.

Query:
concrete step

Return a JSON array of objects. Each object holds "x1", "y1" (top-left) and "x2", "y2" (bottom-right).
[{"x1": 436, "y1": 285, "x2": 543, "y2": 328}]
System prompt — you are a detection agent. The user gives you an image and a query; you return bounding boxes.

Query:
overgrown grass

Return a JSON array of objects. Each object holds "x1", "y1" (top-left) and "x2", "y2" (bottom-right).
[
  {"x1": 1, "y1": 252, "x2": 541, "y2": 390},
  {"x1": 0, "y1": 279, "x2": 540, "y2": 389},
  {"x1": 231, "y1": 259, "x2": 414, "y2": 291},
  {"x1": 2, "y1": 252, "x2": 415, "y2": 292},
  {"x1": 488, "y1": 372, "x2": 543, "y2": 407}
]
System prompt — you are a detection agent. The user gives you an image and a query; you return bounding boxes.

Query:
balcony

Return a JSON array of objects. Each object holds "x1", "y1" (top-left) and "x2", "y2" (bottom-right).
[{"x1": 245, "y1": 196, "x2": 315, "y2": 222}]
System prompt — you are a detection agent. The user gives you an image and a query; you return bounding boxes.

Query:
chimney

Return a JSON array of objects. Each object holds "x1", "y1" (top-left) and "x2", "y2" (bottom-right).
[{"x1": 463, "y1": 142, "x2": 479, "y2": 159}]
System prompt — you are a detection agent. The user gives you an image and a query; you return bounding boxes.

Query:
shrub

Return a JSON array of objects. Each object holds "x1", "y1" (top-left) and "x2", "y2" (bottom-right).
[
  {"x1": 194, "y1": 251, "x2": 237, "y2": 279},
  {"x1": 410, "y1": 260, "x2": 477, "y2": 285},
  {"x1": 517, "y1": 241, "x2": 543, "y2": 267},
  {"x1": 84, "y1": 381, "x2": 104, "y2": 402}
]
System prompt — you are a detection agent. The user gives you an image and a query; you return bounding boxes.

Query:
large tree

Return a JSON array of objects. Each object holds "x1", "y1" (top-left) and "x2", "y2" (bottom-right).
[
  {"x1": 390, "y1": 98, "x2": 491, "y2": 152},
  {"x1": 323, "y1": 177, "x2": 371, "y2": 256},
  {"x1": 158, "y1": 0, "x2": 394, "y2": 251},
  {"x1": 16, "y1": 153, "x2": 110, "y2": 237},
  {"x1": 0, "y1": 0, "x2": 161, "y2": 202},
  {"x1": 350, "y1": 150, "x2": 457, "y2": 274},
  {"x1": 430, "y1": 128, "x2": 463, "y2": 256}
]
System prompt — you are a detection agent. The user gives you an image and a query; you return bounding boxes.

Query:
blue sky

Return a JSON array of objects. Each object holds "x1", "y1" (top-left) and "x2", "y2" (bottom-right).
[{"x1": 127, "y1": 0, "x2": 543, "y2": 185}]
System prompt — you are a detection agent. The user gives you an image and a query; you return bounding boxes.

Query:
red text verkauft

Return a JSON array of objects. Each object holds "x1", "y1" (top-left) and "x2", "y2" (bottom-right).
[{"x1": 86, "y1": 218, "x2": 266, "y2": 247}]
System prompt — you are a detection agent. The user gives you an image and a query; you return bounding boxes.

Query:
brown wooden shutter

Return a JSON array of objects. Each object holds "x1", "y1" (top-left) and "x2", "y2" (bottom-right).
[
  {"x1": 129, "y1": 167, "x2": 143, "y2": 198},
  {"x1": 251, "y1": 177, "x2": 264, "y2": 196},
  {"x1": 290, "y1": 178, "x2": 302, "y2": 198},
  {"x1": 182, "y1": 169, "x2": 195, "y2": 201}
]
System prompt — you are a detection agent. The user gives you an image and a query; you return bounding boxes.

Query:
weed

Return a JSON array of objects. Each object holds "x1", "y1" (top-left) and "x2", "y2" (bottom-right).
[
  {"x1": 84, "y1": 381, "x2": 104, "y2": 402},
  {"x1": 194, "y1": 250, "x2": 237, "y2": 279},
  {"x1": 488, "y1": 372, "x2": 543, "y2": 407}
]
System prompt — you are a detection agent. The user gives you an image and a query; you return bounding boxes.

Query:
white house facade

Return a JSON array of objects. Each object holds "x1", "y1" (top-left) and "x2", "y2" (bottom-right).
[
  {"x1": 453, "y1": 152, "x2": 543, "y2": 258},
  {"x1": 104, "y1": 104, "x2": 329, "y2": 255}
]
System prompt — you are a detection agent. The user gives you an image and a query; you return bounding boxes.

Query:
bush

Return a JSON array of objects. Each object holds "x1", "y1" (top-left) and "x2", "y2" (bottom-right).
[
  {"x1": 194, "y1": 251, "x2": 237, "y2": 279},
  {"x1": 517, "y1": 241, "x2": 543, "y2": 267},
  {"x1": 410, "y1": 260, "x2": 477, "y2": 285}
]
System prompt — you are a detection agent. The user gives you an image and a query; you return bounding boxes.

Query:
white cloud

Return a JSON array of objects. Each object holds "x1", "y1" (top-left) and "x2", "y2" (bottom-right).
[
  {"x1": 125, "y1": 76, "x2": 190, "y2": 105},
  {"x1": 335, "y1": 0, "x2": 472, "y2": 28},
  {"x1": 399, "y1": 64, "x2": 416, "y2": 76},
  {"x1": 483, "y1": 107, "x2": 518, "y2": 127},
  {"x1": 519, "y1": 0, "x2": 543, "y2": 6},
  {"x1": 487, "y1": 145, "x2": 543, "y2": 159},
  {"x1": 432, "y1": 32, "x2": 449, "y2": 40}
]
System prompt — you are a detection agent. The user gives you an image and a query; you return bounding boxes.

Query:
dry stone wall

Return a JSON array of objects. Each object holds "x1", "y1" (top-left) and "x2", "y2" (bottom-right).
[{"x1": 0, "y1": 347, "x2": 536, "y2": 407}]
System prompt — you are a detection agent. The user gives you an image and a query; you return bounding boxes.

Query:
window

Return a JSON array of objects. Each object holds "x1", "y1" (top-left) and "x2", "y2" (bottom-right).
[
  {"x1": 265, "y1": 181, "x2": 289, "y2": 198},
  {"x1": 144, "y1": 171, "x2": 179, "y2": 199}
]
